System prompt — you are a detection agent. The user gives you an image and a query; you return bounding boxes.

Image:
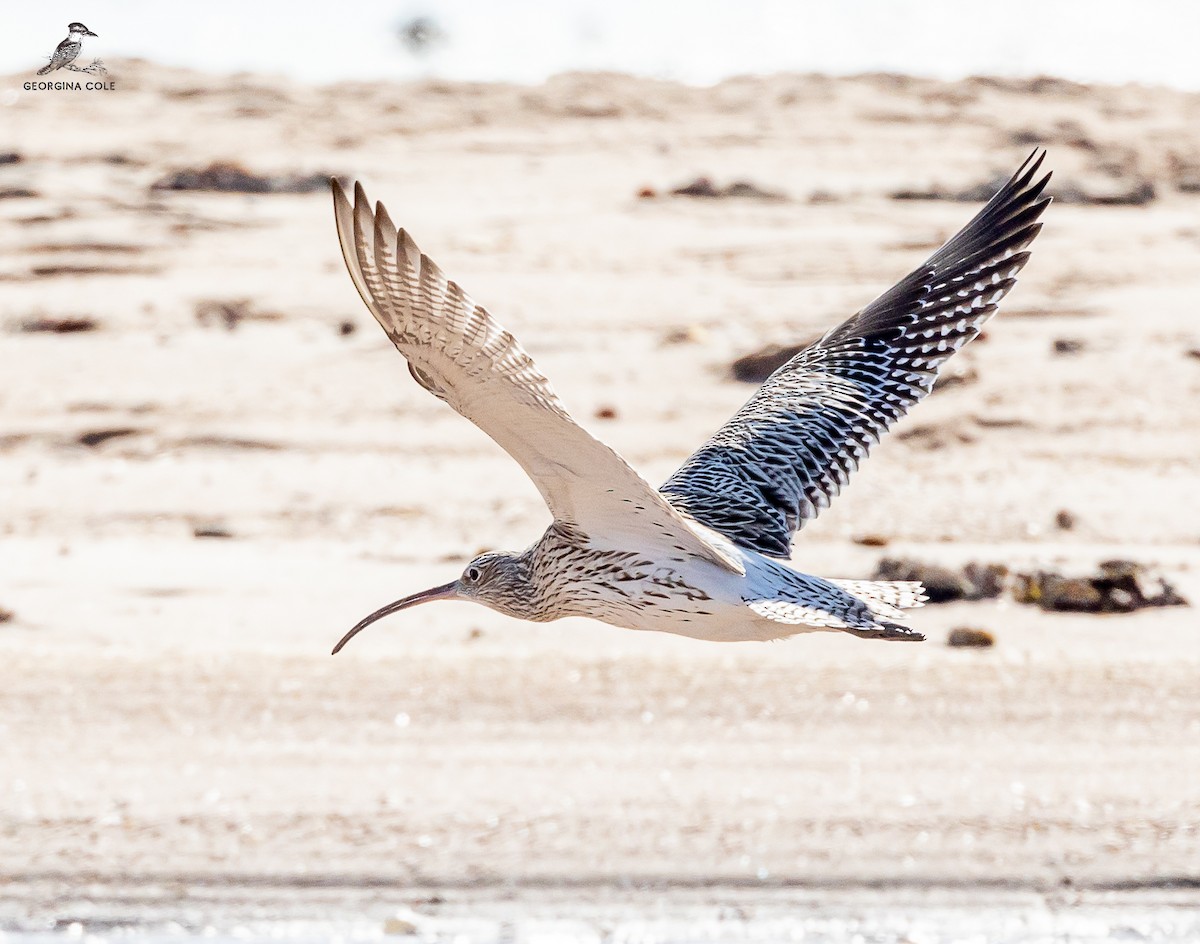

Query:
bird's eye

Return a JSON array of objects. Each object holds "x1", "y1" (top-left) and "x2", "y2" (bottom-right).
[{"x1": 465, "y1": 566, "x2": 481, "y2": 582}]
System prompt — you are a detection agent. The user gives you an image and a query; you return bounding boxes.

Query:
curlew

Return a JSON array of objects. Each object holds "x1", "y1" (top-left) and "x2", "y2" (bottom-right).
[{"x1": 330, "y1": 151, "x2": 1051, "y2": 653}]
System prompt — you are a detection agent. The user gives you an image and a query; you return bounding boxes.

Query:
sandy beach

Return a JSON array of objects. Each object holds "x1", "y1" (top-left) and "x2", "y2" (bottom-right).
[{"x1": 1, "y1": 62, "x2": 1198, "y2": 935}]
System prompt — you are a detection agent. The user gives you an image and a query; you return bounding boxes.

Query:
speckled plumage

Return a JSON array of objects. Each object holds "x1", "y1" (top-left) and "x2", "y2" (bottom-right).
[
  {"x1": 328, "y1": 152, "x2": 1051, "y2": 653},
  {"x1": 660, "y1": 150, "x2": 1051, "y2": 558}
]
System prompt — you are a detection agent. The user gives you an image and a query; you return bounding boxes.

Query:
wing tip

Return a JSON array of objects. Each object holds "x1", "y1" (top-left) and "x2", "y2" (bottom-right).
[
  {"x1": 374, "y1": 199, "x2": 399, "y2": 244},
  {"x1": 353, "y1": 179, "x2": 369, "y2": 209},
  {"x1": 1011, "y1": 149, "x2": 1054, "y2": 213}
]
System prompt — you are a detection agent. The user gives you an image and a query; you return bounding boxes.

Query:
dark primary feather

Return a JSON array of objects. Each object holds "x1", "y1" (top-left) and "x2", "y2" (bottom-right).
[{"x1": 660, "y1": 150, "x2": 1052, "y2": 558}]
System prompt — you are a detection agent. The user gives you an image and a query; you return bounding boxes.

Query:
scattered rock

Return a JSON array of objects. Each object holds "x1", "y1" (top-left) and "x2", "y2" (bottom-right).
[
  {"x1": 1186, "y1": 348, "x2": 1200, "y2": 361},
  {"x1": 0, "y1": 152, "x2": 22, "y2": 165},
  {"x1": 636, "y1": 185, "x2": 657, "y2": 199},
  {"x1": 195, "y1": 299, "x2": 284, "y2": 330},
  {"x1": 729, "y1": 338, "x2": 817, "y2": 383},
  {"x1": 661, "y1": 325, "x2": 709, "y2": 345},
  {"x1": 873, "y1": 558, "x2": 1006, "y2": 603},
  {"x1": 594, "y1": 405, "x2": 618, "y2": 420},
  {"x1": 947, "y1": 627, "x2": 995, "y2": 648},
  {"x1": 971, "y1": 415, "x2": 1029, "y2": 430},
  {"x1": 1054, "y1": 509, "x2": 1076, "y2": 530},
  {"x1": 1053, "y1": 337, "x2": 1086, "y2": 356},
  {"x1": 192, "y1": 524, "x2": 234, "y2": 540},
  {"x1": 853, "y1": 534, "x2": 890, "y2": 548},
  {"x1": 807, "y1": 189, "x2": 838, "y2": 205},
  {"x1": 1012, "y1": 561, "x2": 1187, "y2": 613},
  {"x1": 1053, "y1": 178, "x2": 1156, "y2": 206},
  {"x1": 892, "y1": 174, "x2": 1155, "y2": 207},
  {"x1": 669, "y1": 176, "x2": 715, "y2": 198},
  {"x1": 76, "y1": 428, "x2": 139, "y2": 448},
  {"x1": 0, "y1": 607, "x2": 13, "y2": 623},
  {"x1": 1098, "y1": 559, "x2": 1188, "y2": 609},
  {"x1": 176, "y1": 435, "x2": 282, "y2": 451},
  {"x1": 723, "y1": 180, "x2": 786, "y2": 200},
  {"x1": 670, "y1": 176, "x2": 786, "y2": 201},
  {"x1": 1167, "y1": 151, "x2": 1200, "y2": 193},
  {"x1": 15, "y1": 316, "x2": 99, "y2": 334},
  {"x1": 1013, "y1": 573, "x2": 1100, "y2": 611},
  {"x1": 151, "y1": 161, "x2": 331, "y2": 194},
  {"x1": 564, "y1": 102, "x2": 622, "y2": 119},
  {"x1": 0, "y1": 188, "x2": 38, "y2": 199},
  {"x1": 338, "y1": 319, "x2": 357, "y2": 337},
  {"x1": 873, "y1": 558, "x2": 972, "y2": 603},
  {"x1": 961, "y1": 562, "x2": 1008, "y2": 599},
  {"x1": 1175, "y1": 174, "x2": 1200, "y2": 194},
  {"x1": 26, "y1": 241, "x2": 144, "y2": 255},
  {"x1": 1009, "y1": 121, "x2": 1097, "y2": 152},
  {"x1": 875, "y1": 556, "x2": 1186, "y2": 614},
  {"x1": 31, "y1": 264, "x2": 159, "y2": 278},
  {"x1": 891, "y1": 178, "x2": 1000, "y2": 202}
]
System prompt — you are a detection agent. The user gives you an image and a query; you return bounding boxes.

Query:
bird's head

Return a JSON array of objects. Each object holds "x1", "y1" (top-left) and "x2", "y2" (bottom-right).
[
  {"x1": 68, "y1": 22, "x2": 97, "y2": 37},
  {"x1": 331, "y1": 550, "x2": 532, "y2": 653}
]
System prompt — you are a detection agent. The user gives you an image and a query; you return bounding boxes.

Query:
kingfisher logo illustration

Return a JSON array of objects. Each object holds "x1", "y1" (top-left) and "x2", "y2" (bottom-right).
[
  {"x1": 25, "y1": 21, "x2": 114, "y2": 90},
  {"x1": 37, "y1": 21, "x2": 103, "y2": 74}
]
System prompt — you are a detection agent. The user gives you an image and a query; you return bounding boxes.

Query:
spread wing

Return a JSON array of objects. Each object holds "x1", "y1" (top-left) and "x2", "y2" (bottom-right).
[
  {"x1": 332, "y1": 180, "x2": 743, "y2": 574},
  {"x1": 660, "y1": 150, "x2": 1052, "y2": 558}
]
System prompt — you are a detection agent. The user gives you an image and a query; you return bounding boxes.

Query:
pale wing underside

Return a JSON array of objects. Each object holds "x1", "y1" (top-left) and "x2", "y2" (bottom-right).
[
  {"x1": 332, "y1": 180, "x2": 743, "y2": 574},
  {"x1": 661, "y1": 150, "x2": 1052, "y2": 558}
]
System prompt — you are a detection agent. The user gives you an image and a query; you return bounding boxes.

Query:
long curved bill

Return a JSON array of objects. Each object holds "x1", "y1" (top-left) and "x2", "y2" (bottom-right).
[{"x1": 331, "y1": 580, "x2": 459, "y2": 654}]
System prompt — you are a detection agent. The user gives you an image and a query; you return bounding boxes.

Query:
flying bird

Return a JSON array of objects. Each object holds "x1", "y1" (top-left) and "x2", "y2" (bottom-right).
[{"x1": 330, "y1": 151, "x2": 1051, "y2": 653}]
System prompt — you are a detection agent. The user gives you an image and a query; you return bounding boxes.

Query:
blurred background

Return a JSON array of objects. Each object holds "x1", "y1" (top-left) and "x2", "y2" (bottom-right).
[
  {"x1": 6, "y1": 0, "x2": 1200, "y2": 86},
  {"x1": 2, "y1": 3, "x2": 1198, "y2": 942}
]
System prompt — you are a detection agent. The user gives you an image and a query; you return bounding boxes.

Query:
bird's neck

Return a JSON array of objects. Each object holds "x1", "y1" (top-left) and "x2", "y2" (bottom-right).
[
  {"x1": 513, "y1": 543, "x2": 556, "y2": 621},
  {"x1": 522, "y1": 522, "x2": 600, "y2": 622}
]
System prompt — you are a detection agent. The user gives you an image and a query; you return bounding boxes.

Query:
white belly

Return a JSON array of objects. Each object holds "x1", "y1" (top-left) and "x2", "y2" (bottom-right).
[{"x1": 560, "y1": 557, "x2": 819, "y2": 643}]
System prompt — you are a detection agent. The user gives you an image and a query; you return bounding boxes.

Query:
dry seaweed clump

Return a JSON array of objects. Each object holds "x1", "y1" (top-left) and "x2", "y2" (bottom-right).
[
  {"x1": 13, "y1": 315, "x2": 99, "y2": 334},
  {"x1": 947, "y1": 627, "x2": 994, "y2": 648},
  {"x1": 1014, "y1": 560, "x2": 1188, "y2": 613},
  {"x1": 192, "y1": 523, "x2": 234, "y2": 539},
  {"x1": 729, "y1": 341, "x2": 805, "y2": 383},
  {"x1": 731, "y1": 341, "x2": 977, "y2": 388},
  {"x1": 874, "y1": 556, "x2": 1188, "y2": 614},
  {"x1": 872, "y1": 558, "x2": 1007, "y2": 603},
  {"x1": 151, "y1": 161, "x2": 330, "y2": 194},
  {"x1": 892, "y1": 173, "x2": 1155, "y2": 206},
  {"x1": 668, "y1": 177, "x2": 787, "y2": 201}
]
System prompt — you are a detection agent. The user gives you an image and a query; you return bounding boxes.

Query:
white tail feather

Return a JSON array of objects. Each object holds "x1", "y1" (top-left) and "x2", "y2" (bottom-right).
[{"x1": 828, "y1": 579, "x2": 927, "y2": 620}]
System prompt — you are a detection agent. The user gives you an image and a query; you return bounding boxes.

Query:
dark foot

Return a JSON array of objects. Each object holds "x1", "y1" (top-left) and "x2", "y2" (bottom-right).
[{"x1": 845, "y1": 621, "x2": 925, "y2": 642}]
